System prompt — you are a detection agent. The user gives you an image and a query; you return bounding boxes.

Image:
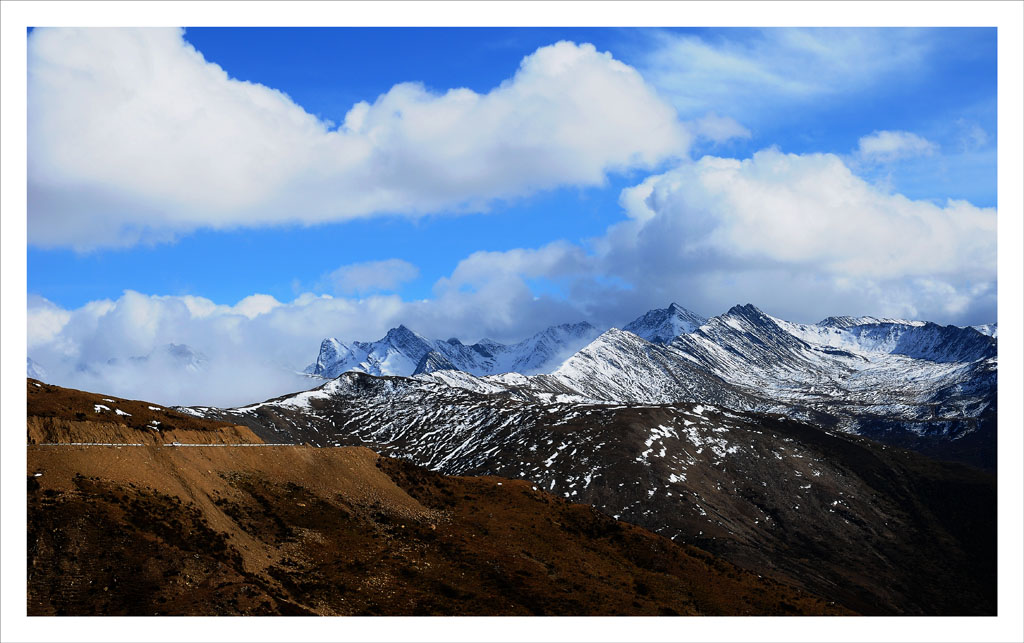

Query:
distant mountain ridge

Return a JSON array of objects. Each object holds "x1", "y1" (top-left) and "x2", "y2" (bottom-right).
[{"x1": 306, "y1": 321, "x2": 602, "y2": 378}]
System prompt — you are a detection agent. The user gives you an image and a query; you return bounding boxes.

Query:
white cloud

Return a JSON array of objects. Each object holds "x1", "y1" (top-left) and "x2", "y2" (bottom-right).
[
  {"x1": 327, "y1": 259, "x2": 419, "y2": 295},
  {"x1": 27, "y1": 295, "x2": 71, "y2": 349},
  {"x1": 688, "y1": 112, "x2": 751, "y2": 144},
  {"x1": 643, "y1": 28, "x2": 932, "y2": 120},
  {"x1": 25, "y1": 148, "x2": 996, "y2": 407},
  {"x1": 856, "y1": 130, "x2": 938, "y2": 163},
  {"x1": 233, "y1": 294, "x2": 283, "y2": 319},
  {"x1": 28, "y1": 29, "x2": 688, "y2": 250},
  {"x1": 443, "y1": 148, "x2": 997, "y2": 326},
  {"x1": 25, "y1": 285, "x2": 590, "y2": 407},
  {"x1": 612, "y1": 149, "x2": 993, "y2": 277},
  {"x1": 438, "y1": 242, "x2": 587, "y2": 291}
]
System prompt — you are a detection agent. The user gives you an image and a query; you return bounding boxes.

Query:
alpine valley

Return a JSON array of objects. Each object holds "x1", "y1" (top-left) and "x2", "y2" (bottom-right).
[{"x1": 27, "y1": 302, "x2": 998, "y2": 616}]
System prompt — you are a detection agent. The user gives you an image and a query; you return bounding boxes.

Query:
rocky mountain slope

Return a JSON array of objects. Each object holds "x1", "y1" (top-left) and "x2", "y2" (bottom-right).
[
  {"x1": 197, "y1": 371, "x2": 996, "y2": 615},
  {"x1": 297, "y1": 302, "x2": 996, "y2": 468},
  {"x1": 27, "y1": 381, "x2": 844, "y2": 616}
]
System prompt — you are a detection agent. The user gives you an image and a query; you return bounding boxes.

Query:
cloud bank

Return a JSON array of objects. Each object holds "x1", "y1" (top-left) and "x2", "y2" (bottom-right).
[
  {"x1": 439, "y1": 147, "x2": 996, "y2": 326},
  {"x1": 25, "y1": 285, "x2": 591, "y2": 407},
  {"x1": 28, "y1": 28, "x2": 688, "y2": 250},
  {"x1": 28, "y1": 149, "x2": 996, "y2": 407}
]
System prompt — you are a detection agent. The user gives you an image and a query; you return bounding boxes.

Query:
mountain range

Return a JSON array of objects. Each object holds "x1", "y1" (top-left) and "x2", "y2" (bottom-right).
[
  {"x1": 26, "y1": 298, "x2": 999, "y2": 615},
  {"x1": 192, "y1": 368, "x2": 995, "y2": 615},
  {"x1": 295, "y1": 302, "x2": 996, "y2": 469},
  {"x1": 305, "y1": 321, "x2": 601, "y2": 378}
]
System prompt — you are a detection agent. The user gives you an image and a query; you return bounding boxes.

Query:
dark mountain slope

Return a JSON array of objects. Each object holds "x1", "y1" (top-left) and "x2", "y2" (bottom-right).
[
  {"x1": 26, "y1": 381, "x2": 843, "y2": 616},
  {"x1": 202, "y1": 372, "x2": 996, "y2": 615}
]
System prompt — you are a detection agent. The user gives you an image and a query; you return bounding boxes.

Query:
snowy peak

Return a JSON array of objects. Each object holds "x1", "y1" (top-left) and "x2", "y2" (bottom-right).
[
  {"x1": 384, "y1": 324, "x2": 426, "y2": 346},
  {"x1": 308, "y1": 320, "x2": 602, "y2": 379},
  {"x1": 786, "y1": 317, "x2": 995, "y2": 363},
  {"x1": 699, "y1": 304, "x2": 797, "y2": 346},
  {"x1": 723, "y1": 303, "x2": 775, "y2": 326},
  {"x1": 623, "y1": 303, "x2": 706, "y2": 344},
  {"x1": 491, "y1": 321, "x2": 601, "y2": 375},
  {"x1": 305, "y1": 325, "x2": 433, "y2": 379},
  {"x1": 818, "y1": 315, "x2": 926, "y2": 329},
  {"x1": 971, "y1": 323, "x2": 997, "y2": 338}
]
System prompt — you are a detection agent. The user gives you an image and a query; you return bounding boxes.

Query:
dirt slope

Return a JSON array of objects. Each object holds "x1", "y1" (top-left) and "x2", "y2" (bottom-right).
[
  {"x1": 26, "y1": 381, "x2": 848, "y2": 616},
  {"x1": 27, "y1": 379, "x2": 263, "y2": 444}
]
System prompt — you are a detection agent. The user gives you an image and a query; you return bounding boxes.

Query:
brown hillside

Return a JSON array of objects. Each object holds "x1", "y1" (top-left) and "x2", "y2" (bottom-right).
[
  {"x1": 26, "y1": 382, "x2": 849, "y2": 616},
  {"x1": 27, "y1": 379, "x2": 263, "y2": 445}
]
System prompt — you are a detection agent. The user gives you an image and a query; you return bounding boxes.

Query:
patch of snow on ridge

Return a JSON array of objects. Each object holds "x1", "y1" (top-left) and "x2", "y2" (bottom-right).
[{"x1": 971, "y1": 324, "x2": 997, "y2": 338}]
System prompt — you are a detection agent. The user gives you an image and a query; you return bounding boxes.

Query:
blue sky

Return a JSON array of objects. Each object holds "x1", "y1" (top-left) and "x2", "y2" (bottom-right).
[
  {"x1": 28, "y1": 27, "x2": 996, "y2": 309},
  {"x1": 24, "y1": 26, "x2": 1001, "y2": 404}
]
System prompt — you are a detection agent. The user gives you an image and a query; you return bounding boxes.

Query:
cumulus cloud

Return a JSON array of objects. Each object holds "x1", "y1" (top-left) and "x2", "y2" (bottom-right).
[
  {"x1": 856, "y1": 130, "x2": 938, "y2": 163},
  {"x1": 326, "y1": 259, "x2": 419, "y2": 295},
  {"x1": 441, "y1": 148, "x2": 996, "y2": 326},
  {"x1": 28, "y1": 29, "x2": 688, "y2": 250}
]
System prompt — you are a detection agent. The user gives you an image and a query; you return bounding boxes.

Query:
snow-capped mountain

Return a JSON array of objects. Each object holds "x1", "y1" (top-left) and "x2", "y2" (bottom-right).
[
  {"x1": 238, "y1": 301, "x2": 997, "y2": 468},
  {"x1": 972, "y1": 323, "x2": 998, "y2": 338},
  {"x1": 622, "y1": 302, "x2": 706, "y2": 343},
  {"x1": 192, "y1": 369, "x2": 995, "y2": 615},
  {"x1": 174, "y1": 301, "x2": 997, "y2": 613},
  {"x1": 787, "y1": 315, "x2": 996, "y2": 363},
  {"x1": 306, "y1": 321, "x2": 601, "y2": 378}
]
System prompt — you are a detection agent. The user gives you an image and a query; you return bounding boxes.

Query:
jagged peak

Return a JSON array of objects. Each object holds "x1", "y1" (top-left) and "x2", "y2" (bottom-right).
[
  {"x1": 386, "y1": 323, "x2": 415, "y2": 336},
  {"x1": 725, "y1": 303, "x2": 766, "y2": 318},
  {"x1": 623, "y1": 303, "x2": 706, "y2": 344},
  {"x1": 667, "y1": 302, "x2": 703, "y2": 319},
  {"x1": 383, "y1": 324, "x2": 427, "y2": 343}
]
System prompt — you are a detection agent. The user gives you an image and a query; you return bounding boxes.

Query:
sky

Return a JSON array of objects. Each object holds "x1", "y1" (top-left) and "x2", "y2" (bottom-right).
[{"x1": 24, "y1": 26, "x2": 1002, "y2": 406}]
